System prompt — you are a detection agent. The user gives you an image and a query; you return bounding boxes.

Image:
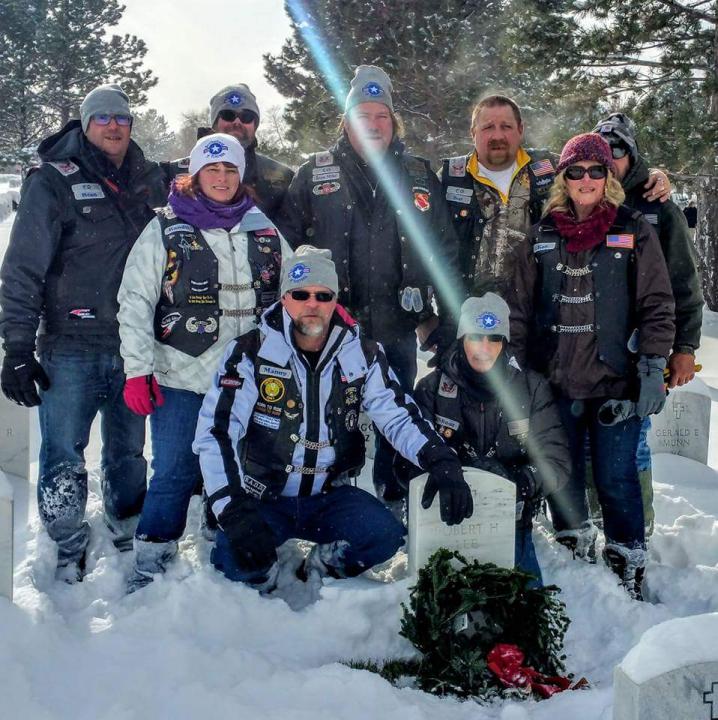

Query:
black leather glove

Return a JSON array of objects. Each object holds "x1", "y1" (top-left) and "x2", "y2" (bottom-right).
[
  {"x1": 509, "y1": 465, "x2": 539, "y2": 503},
  {"x1": 1, "y1": 349, "x2": 50, "y2": 407},
  {"x1": 422, "y1": 325, "x2": 457, "y2": 369},
  {"x1": 636, "y1": 355, "x2": 667, "y2": 417},
  {"x1": 419, "y1": 441, "x2": 473, "y2": 526},
  {"x1": 469, "y1": 455, "x2": 511, "y2": 479},
  {"x1": 218, "y1": 495, "x2": 277, "y2": 573}
]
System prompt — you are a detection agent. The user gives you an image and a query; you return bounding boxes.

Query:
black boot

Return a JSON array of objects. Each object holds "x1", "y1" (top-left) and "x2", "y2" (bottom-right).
[{"x1": 602, "y1": 543, "x2": 646, "y2": 601}]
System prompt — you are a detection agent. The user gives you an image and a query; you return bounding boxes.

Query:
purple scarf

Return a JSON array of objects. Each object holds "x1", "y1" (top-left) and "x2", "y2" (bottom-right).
[{"x1": 168, "y1": 181, "x2": 255, "y2": 230}]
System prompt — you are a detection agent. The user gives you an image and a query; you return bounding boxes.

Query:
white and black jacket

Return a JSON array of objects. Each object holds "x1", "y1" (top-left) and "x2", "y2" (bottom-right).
[{"x1": 193, "y1": 302, "x2": 438, "y2": 517}]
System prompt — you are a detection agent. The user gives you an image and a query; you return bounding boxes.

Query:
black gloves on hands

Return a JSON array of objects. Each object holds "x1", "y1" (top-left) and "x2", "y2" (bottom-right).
[
  {"x1": 1, "y1": 350, "x2": 50, "y2": 407},
  {"x1": 419, "y1": 441, "x2": 473, "y2": 526},
  {"x1": 422, "y1": 325, "x2": 457, "y2": 369},
  {"x1": 218, "y1": 495, "x2": 277, "y2": 573},
  {"x1": 636, "y1": 355, "x2": 667, "y2": 417}
]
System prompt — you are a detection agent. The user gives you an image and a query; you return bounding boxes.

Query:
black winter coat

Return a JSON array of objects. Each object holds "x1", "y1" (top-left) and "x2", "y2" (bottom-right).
[
  {"x1": 277, "y1": 136, "x2": 461, "y2": 343},
  {"x1": 0, "y1": 121, "x2": 167, "y2": 353},
  {"x1": 412, "y1": 345, "x2": 570, "y2": 499}
]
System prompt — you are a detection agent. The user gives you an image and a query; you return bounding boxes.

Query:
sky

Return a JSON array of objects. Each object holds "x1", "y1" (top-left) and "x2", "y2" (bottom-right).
[{"x1": 116, "y1": 0, "x2": 293, "y2": 131}]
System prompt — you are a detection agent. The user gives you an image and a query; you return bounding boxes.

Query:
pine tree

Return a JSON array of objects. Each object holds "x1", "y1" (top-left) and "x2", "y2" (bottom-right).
[
  {"x1": 263, "y1": 0, "x2": 557, "y2": 164},
  {"x1": 131, "y1": 109, "x2": 176, "y2": 162},
  {"x1": 510, "y1": 0, "x2": 718, "y2": 307}
]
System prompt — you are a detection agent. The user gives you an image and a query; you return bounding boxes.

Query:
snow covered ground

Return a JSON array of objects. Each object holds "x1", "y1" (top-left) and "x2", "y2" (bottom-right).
[{"x1": 1, "y1": 211, "x2": 717, "y2": 719}]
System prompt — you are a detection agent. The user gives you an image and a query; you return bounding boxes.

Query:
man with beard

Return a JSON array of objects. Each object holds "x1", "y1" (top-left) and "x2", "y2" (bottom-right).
[
  {"x1": 278, "y1": 65, "x2": 461, "y2": 510},
  {"x1": 164, "y1": 84, "x2": 294, "y2": 223},
  {"x1": 441, "y1": 95, "x2": 671, "y2": 298},
  {"x1": 193, "y1": 246, "x2": 473, "y2": 591}
]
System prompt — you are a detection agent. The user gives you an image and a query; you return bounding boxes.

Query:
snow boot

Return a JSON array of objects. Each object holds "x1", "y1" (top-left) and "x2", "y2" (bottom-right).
[
  {"x1": 602, "y1": 542, "x2": 646, "y2": 601},
  {"x1": 105, "y1": 513, "x2": 140, "y2": 553},
  {"x1": 199, "y1": 492, "x2": 218, "y2": 542},
  {"x1": 556, "y1": 522, "x2": 598, "y2": 562},
  {"x1": 126, "y1": 538, "x2": 178, "y2": 594},
  {"x1": 296, "y1": 542, "x2": 348, "y2": 582},
  {"x1": 55, "y1": 549, "x2": 87, "y2": 584}
]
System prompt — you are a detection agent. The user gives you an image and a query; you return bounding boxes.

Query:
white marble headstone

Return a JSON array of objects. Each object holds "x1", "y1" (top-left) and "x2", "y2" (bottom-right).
[
  {"x1": 614, "y1": 613, "x2": 718, "y2": 720},
  {"x1": 358, "y1": 411, "x2": 375, "y2": 459},
  {"x1": 0, "y1": 470, "x2": 13, "y2": 601},
  {"x1": 647, "y1": 378, "x2": 711, "y2": 465},
  {"x1": 0, "y1": 345, "x2": 40, "y2": 479},
  {"x1": 408, "y1": 468, "x2": 516, "y2": 575}
]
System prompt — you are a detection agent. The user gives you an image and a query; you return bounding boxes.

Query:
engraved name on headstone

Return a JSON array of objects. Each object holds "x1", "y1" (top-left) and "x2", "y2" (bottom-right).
[
  {"x1": 613, "y1": 613, "x2": 718, "y2": 720},
  {"x1": 647, "y1": 379, "x2": 711, "y2": 465},
  {"x1": 408, "y1": 468, "x2": 516, "y2": 575}
]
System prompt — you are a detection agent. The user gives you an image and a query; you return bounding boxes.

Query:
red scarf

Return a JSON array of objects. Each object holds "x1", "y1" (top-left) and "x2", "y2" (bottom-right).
[{"x1": 550, "y1": 203, "x2": 618, "y2": 252}]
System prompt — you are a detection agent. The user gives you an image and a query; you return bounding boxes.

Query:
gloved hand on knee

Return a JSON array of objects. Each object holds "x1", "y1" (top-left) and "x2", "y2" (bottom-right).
[
  {"x1": 1, "y1": 348, "x2": 50, "y2": 407},
  {"x1": 418, "y1": 440, "x2": 473, "y2": 526},
  {"x1": 218, "y1": 494, "x2": 277, "y2": 573}
]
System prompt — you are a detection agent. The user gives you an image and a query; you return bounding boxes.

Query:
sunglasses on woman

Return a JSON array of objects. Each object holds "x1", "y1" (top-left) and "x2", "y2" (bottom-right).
[
  {"x1": 218, "y1": 109, "x2": 258, "y2": 124},
  {"x1": 564, "y1": 164, "x2": 608, "y2": 181},
  {"x1": 289, "y1": 290, "x2": 335, "y2": 303},
  {"x1": 92, "y1": 113, "x2": 132, "y2": 126}
]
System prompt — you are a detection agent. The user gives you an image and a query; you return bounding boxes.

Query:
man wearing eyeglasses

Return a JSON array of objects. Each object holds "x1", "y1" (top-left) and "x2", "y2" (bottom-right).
[
  {"x1": 193, "y1": 246, "x2": 473, "y2": 591},
  {"x1": 0, "y1": 83, "x2": 167, "y2": 582},
  {"x1": 163, "y1": 84, "x2": 294, "y2": 224}
]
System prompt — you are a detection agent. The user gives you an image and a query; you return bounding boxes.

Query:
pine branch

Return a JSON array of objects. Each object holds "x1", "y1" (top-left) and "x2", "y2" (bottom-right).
[{"x1": 652, "y1": 0, "x2": 716, "y2": 23}]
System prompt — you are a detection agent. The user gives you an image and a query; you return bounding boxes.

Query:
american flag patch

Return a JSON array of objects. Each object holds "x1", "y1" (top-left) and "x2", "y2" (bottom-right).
[
  {"x1": 530, "y1": 159, "x2": 555, "y2": 177},
  {"x1": 606, "y1": 234, "x2": 635, "y2": 249}
]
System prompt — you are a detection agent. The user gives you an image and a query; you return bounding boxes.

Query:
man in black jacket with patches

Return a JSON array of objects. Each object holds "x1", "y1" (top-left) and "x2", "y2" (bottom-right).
[
  {"x1": 163, "y1": 84, "x2": 294, "y2": 225},
  {"x1": 278, "y1": 65, "x2": 462, "y2": 509},
  {"x1": 410, "y1": 293, "x2": 571, "y2": 584},
  {"x1": 0, "y1": 84, "x2": 167, "y2": 582}
]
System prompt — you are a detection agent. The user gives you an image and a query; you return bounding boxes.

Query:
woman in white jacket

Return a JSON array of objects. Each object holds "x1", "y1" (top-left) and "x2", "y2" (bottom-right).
[{"x1": 118, "y1": 133, "x2": 292, "y2": 591}]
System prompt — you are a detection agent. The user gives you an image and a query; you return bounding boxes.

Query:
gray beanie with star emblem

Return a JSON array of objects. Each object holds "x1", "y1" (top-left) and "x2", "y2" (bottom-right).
[
  {"x1": 280, "y1": 245, "x2": 339, "y2": 296},
  {"x1": 344, "y1": 65, "x2": 394, "y2": 114},
  {"x1": 209, "y1": 84, "x2": 260, "y2": 127},
  {"x1": 457, "y1": 293, "x2": 510, "y2": 341},
  {"x1": 80, "y1": 84, "x2": 131, "y2": 133}
]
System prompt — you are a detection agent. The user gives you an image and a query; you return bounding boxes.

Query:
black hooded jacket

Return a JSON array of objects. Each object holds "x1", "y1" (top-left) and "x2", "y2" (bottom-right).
[
  {"x1": 412, "y1": 344, "x2": 570, "y2": 499},
  {"x1": 0, "y1": 120, "x2": 167, "y2": 352}
]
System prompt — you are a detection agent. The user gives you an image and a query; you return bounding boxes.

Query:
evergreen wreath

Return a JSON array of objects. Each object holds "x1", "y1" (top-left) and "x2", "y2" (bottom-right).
[{"x1": 398, "y1": 548, "x2": 571, "y2": 700}]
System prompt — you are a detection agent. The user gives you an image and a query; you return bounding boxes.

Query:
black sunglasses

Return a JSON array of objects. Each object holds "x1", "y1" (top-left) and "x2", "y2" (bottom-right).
[
  {"x1": 289, "y1": 290, "x2": 335, "y2": 303},
  {"x1": 218, "y1": 109, "x2": 257, "y2": 124},
  {"x1": 467, "y1": 333, "x2": 504, "y2": 343},
  {"x1": 564, "y1": 164, "x2": 608, "y2": 181},
  {"x1": 610, "y1": 144, "x2": 629, "y2": 159}
]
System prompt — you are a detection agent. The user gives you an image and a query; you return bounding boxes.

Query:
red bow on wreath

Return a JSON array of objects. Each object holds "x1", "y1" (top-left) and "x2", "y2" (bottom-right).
[{"x1": 487, "y1": 644, "x2": 585, "y2": 698}]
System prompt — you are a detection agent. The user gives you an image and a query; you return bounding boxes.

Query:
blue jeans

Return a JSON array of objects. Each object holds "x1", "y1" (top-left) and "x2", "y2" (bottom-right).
[
  {"x1": 135, "y1": 387, "x2": 204, "y2": 543},
  {"x1": 548, "y1": 397, "x2": 645, "y2": 547},
  {"x1": 373, "y1": 332, "x2": 418, "y2": 500},
  {"x1": 37, "y1": 350, "x2": 147, "y2": 565},
  {"x1": 211, "y1": 485, "x2": 406, "y2": 583}
]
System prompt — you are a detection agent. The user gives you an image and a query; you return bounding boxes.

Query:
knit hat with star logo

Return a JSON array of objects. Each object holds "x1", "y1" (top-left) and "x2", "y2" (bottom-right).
[
  {"x1": 188, "y1": 133, "x2": 245, "y2": 178},
  {"x1": 209, "y1": 84, "x2": 261, "y2": 127},
  {"x1": 457, "y1": 293, "x2": 510, "y2": 341},
  {"x1": 280, "y1": 245, "x2": 339, "y2": 296},
  {"x1": 344, "y1": 65, "x2": 394, "y2": 114}
]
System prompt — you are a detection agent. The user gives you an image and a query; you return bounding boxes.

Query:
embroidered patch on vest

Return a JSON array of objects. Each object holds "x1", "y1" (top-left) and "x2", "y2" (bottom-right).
[
  {"x1": 252, "y1": 412, "x2": 281, "y2": 430},
  {"x1": 48, "y1": 160, "x2": 80, "y2": 176},
  {"x1": 219, "y1": 375, "x2": 244, "y2": 389},
  {"x1": 260, "y1": 377, "x2": 285, "y2": 403},
  {"x1": 446, "y1": 186, "x2": 472, "y2": 204},
  {"x1": 448, "y1": 156, "x2": 467, "y2": 177},
  {"x1": 71, "y1": 183, "x2": 105, "y2": 200},
  {"x1": 507, "y1": 418, "x2": 530, "y2": 436},
  {"x1": 530, "y1": 159, "x2": 555, "y2": 177},
  {"x1": 68, "y1": 308, "x2": 95, "y2": 319},
  {"x1": 164, "y1": 223, "x2": 194, "y2": 235},
  {"x1": 533, "y1": 242, "x2": 556, "y2": 253},
  {"x1": 243, "y1": 475, "x2": 268, "y2": 500},
  {"x1": 438, "y1": 376, "x2": 458, "y2": 398},
  {"x1": 606, "y1": 234, "x2": 635, "y2": 249},
  {"x1": 259, "y1": 365, "x2": 292, "y2": 379},
  {"x1": 315, "y1": 151, "x2": 334, "y2": 167},
  {"x1": 313, "y1": 181, "x2": 341, "y2": 196},
  {"x1": 435, "y1": 414, "x2": 460, "y2": 431},
  {"x1": 413, "y1": 187, "x2": 431, "y2": 212}
]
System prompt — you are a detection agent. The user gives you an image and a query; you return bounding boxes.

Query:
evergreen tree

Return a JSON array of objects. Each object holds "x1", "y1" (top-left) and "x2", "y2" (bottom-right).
[
  {"x1": 264, "y1": 0, "x2": 557, "y2": 164},
  {"x1": 131, "y1": 109, "x2": 176, "y2": 162},
  {"x1": 510, "y1": 0, "x2": 718, "y2": 307},
  {"x1": 174, "y1": 109, "x2": 207, "y2": 158}
]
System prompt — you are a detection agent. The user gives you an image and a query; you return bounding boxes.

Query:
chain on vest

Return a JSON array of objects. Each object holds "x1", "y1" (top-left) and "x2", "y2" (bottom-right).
[
  {"x1": 153, "y1": 209, "x2": 282, "y2": 357},
  {"x1": 530, "y1": 207, "x2": 643, "y2": 375},
  {"x1": 235, "y1": 332, "x2": 369, "y2": 499}
]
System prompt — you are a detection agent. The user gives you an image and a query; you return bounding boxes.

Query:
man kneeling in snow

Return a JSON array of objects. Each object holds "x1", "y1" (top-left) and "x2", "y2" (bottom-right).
[{"x1": 193, "y1": 246, "x2": 473, "y2": 590}]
